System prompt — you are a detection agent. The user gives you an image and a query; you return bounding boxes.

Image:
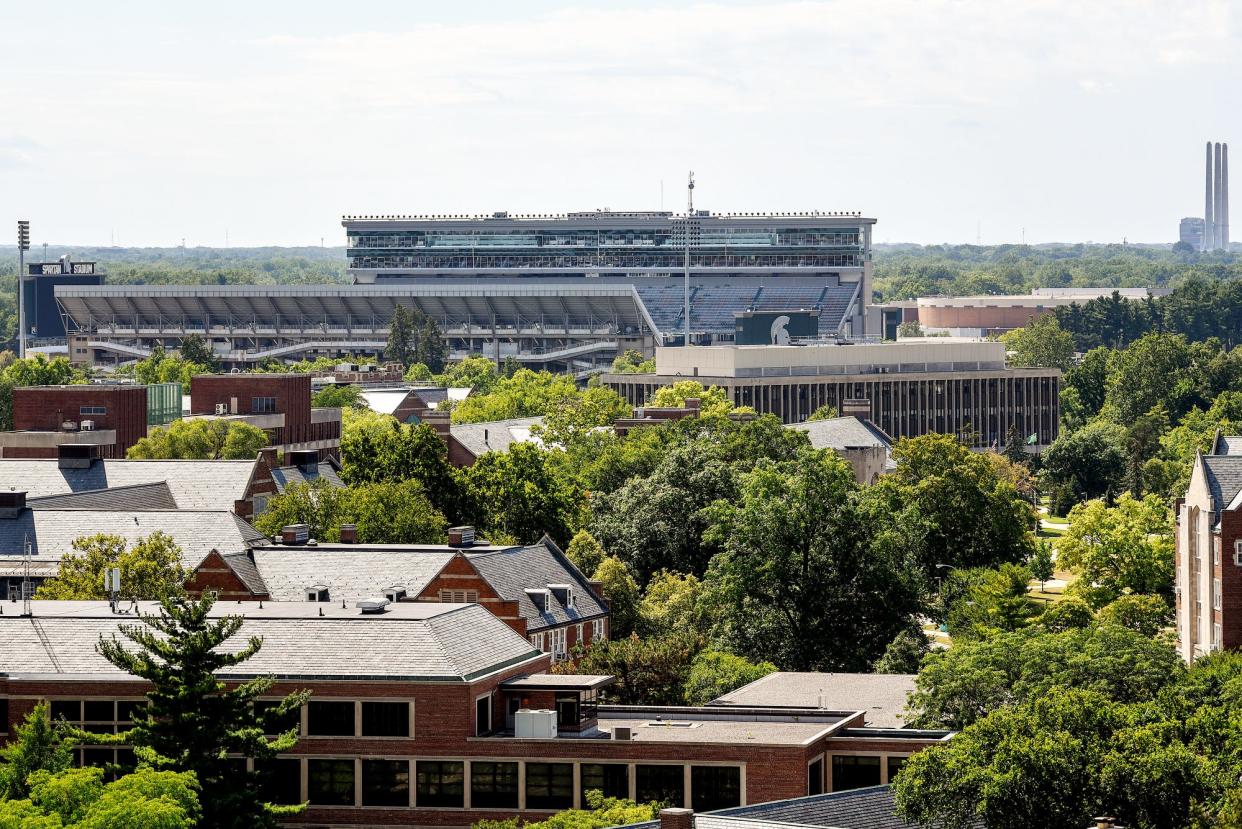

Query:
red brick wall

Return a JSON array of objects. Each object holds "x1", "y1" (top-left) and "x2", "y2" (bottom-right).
[
  {"x1": 1218, "y1": 509, "x2": 1242, "y2": 650},
  {"x1": 12, "y1": 385, "x2": 148, "y2": 457},
  {"x1": 414, "y1": 554, "x2": 527, "y2": 636},
  {"x1": 190, "y1": 375, "x2": 315, "y2": 444},
  {"x1": 185, "y1": 550, "x2": 268, "y2": 600}
]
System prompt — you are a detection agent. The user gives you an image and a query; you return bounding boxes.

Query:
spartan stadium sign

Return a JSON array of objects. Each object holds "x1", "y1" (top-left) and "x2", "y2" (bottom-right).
[{"x1": 734, "y1": 309, "x2": 821, "y2": 345}]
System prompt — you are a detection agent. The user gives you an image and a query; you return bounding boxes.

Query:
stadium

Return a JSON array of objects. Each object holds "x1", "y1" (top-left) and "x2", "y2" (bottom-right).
[{"x1": 58, "y1": 210, "x2": 877, "y2": 374}]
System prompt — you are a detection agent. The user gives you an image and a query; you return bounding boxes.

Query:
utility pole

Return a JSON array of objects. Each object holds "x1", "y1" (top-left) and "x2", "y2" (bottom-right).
[
  {"x1": 17, "y1": 221, "x2": 30, "y2": 357},
  {"x1": 684, "y1": 172, "x2": 694, "y2": 347}
]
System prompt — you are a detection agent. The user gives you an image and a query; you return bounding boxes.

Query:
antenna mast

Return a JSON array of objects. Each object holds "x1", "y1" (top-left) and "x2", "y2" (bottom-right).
[
  {"x1": 22, "y1": 534, "x2": 32, "y2": 617},
  {"x1": 684, "y1": 172, "x2": 695, "y2": 347}
]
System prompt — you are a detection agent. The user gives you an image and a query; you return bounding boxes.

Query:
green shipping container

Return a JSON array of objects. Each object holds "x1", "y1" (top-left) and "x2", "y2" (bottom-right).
[{"x1": 146, "y1": 382, "x2": 183, "y2": 426}]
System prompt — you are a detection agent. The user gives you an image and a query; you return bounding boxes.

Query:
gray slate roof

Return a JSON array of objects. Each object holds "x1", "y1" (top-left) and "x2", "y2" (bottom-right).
[
  {"x1": 1212, "y1": 434, "x2": 1242, "y2": 456},
  {"x1": 466, "y1": 538, "x2": 606, "y2": 632},
  {"x1": 709, "y1": 672, "x2": 917, "y2": 728},
  {"x1": 0, "y1": 510, "x2": 266, "y2": 573},
  {"x1": 705, "y1": 785, "x2": 946, "y2": 829},
  {"x1": 787, "y1": 417, "x2": 893, "y2": 452},
  {"x1": 270, "y1": 461, "x2": 345, "y2": 493},
  {"x1": 0, "y1": 601, "x2": 542, "y2": 682},
  {"x1": 27, "y1": 482, "x2": 178, "y2": 511},
  {"x1": 1201, "y1": 455, "x2": 1242, "y2": 512},
  {"x1": 450, "y1": 417, "x2": 544, "y2": 458},
  {"x1": 0, "y1": 459, "x2": 255, "y2": 511},
  {"x1": 245, "y1": 547, "x2": 456, "y2": 601}
]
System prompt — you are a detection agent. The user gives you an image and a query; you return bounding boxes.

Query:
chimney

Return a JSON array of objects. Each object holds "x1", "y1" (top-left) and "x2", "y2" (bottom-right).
[
  {"x1": 57, "y1": 443, "x2": 99, "y2": 470},
  {"x1": 0, "y1": 491, "x2": 27, "y2": 519},
  {"x1": 448, "y1": 526, "x2": 476, "y2": 548},
  {"x1": 1206, "y1": 140, "x2": 1215, "y2": 251},
  {"x1": 1224, "y1": 143, "x2": 1230, "y2": 248},
  {"x1": 421, "y1": 410, "x2": 451, "y2": 436},
  {"x1": 683, "y1": 397, "x2": 701, "y2": 411},
  {"x1": 339, "y1": 524, "x2": 358, "y2": 544},
  {"x1": 258, "y1": 447, "x2": 278, "y2": 468},
  {"x1": 1216, "y1": 142, "x2": 1225, "y2": 248},
  {"x1": 281, "y1": 524, "x2": 310, "y2": 545},
  {"x1": 659, "y1": 808, "x2": 694, "y2": 829}
]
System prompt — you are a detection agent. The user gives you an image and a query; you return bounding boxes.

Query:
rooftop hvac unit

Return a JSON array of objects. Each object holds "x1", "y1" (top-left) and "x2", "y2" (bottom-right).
[
  {"x1": 79, "y1": 420, "x2": 95, "y2": 431},
  {"x1": 514, "y1": 709, "x2": 558, "y2": 739},
  {"x1": 611, "y1": 726, "x2": 633, "y2": 741},
  {"x1": 214, "y1": 403, "x2": 228, "y2": 415}
]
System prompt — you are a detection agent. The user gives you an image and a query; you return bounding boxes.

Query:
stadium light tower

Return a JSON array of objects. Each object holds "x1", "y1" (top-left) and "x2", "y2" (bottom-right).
[
  {"x1": 684, "y1": 172, "x2": 694, "y2": 347},
  {"x1": 16, "y1": 221, "x2": 30, "y2": 358}
]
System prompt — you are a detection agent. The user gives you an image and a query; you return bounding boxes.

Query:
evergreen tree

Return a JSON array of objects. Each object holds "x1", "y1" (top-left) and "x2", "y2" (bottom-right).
[
  {"x1": 1002, "y1": 423, "x2": 1028, "y2": 464},
  {"x1": 93, "y1": 594, "x2": 309, "y2": 829},
  {"x1": 385, "y1": 304, "x2": 414, "y2": 365},
  {"x1": 415, "y1": 313, "x2": 448, "y2": 373}
]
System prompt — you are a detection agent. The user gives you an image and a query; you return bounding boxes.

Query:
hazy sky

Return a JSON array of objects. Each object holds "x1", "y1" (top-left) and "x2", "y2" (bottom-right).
[{"x1": 1, "y1": 0, "x2": 1239, "y2": 247}]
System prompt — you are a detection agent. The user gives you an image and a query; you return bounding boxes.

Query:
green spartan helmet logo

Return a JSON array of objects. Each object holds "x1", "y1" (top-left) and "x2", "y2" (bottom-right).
[{"x1": 770, "y1": 315, "x2": 791, "y2": 345}]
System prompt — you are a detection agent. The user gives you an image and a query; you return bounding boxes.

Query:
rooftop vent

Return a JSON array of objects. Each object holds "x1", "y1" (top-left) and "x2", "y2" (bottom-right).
[
  {"x1": 339, "y1": 524, "x2": 358, "y2": 544},
  {"x1": 356, "y1": 598, "x2": 391, "y2": 615},
  {"x1": 384, "y1": 585, "x2": 407, "y2": 602},
  {"x1": 0, "y1": 491, "x2": 27, "y2": 519},
  {"x1": 448, "y1": 526, "x2": 476, "y2": 548},
  {"x1": 57, "y1": 443, "x2": 98, "y2": 470},
  {"x1": 281, "y1": 524, "x2": 310, "y2": 545},
  {"x1": 611, "y1": 725, "x2": 634, "y2": 741}
]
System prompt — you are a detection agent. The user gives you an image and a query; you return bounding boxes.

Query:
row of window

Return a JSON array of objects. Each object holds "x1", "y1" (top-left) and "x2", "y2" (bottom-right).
[
  {"x1": 254, "y1": 758, "x2": 741, "y2": 812},
  {"x1": 530, "y1": 619, "x2": 606, "y2": 661},
  {"x1": 808, "y1": 755, "x2": 907, "y2": 794}
]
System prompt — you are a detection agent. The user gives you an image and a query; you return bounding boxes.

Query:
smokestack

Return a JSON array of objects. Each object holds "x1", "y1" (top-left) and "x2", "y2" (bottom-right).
[
  {"x1": 1215, "y1": 142, "x2": 1224, "y2": 249},
  {"x1": 1205, "y1": 141, "x2": 1215, "y2": 251},
  {"x1": 1224, "y1": 143, "x2": 1230, "y2": 248}
]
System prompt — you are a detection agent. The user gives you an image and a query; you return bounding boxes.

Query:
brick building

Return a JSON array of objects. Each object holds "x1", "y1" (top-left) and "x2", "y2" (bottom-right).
[
  {"x1": 0, "y1": 601, "x2": 952, "y2": 827},
  {"x1": 0, "y1": 384, "x2": 149, "y2": 459},
  {"x1": 188, "y1": 373, "x2": 342, "y2": 459},
  {"x1": 1176, "y1": 434, "x2": 1242, "y2": 661}
]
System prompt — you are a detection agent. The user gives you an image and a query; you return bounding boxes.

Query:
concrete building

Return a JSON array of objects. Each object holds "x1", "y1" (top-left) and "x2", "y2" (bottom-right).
[
  {"x1": 0, "y1": 600, "x2": 953, "y2": 826},
  {"x1": 1180, "y1": 217, "x2": 1206, "y2": 249},
  {"x1": 1176, "y1": 433, "x2": 1242, "y2": 661},
  {"x1": 602, "y1": 340, "x2": 1060, "y2": 449}
]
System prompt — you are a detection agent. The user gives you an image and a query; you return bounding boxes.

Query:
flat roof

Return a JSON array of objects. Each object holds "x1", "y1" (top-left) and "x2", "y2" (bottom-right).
[
  {"x1": 501, "y1": 674, "x2": 615, "y2": 692},
  {"x1": 709, "y1": 672, "x2": 918, "y2": 729},
  {"x1": 593, "y1": 705, "x2": 856, "y2": 746}
]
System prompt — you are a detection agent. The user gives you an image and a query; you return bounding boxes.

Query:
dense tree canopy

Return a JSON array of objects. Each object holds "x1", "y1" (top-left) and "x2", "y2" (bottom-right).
[
  {"x1": 253, "y1": 478, "x2": 448, "y2": 544},
  {"x1": 1057, "y1": 494, "x2": 1175, "y2": 607},
  {"x1": 127, "y1": 418, "x2": 268, "y2": 460},
  {"x1": 35, "y1": 532, "x2": 187, "y2": 602},
  {"x1": 1000, "y1": 314, "x2": 1074, "y2": 371}
]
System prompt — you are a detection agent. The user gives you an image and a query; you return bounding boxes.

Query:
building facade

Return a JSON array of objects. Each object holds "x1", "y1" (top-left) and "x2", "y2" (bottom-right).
[
  {"x1": 188, "y1": 373, "x2": 342, "y2": 459},
  {"x1": 603, "y1": 341, "x2": 1060, "y2": 449},
  {"x1": 0, "y1": 384, "x2": 150, "y2": 459}
]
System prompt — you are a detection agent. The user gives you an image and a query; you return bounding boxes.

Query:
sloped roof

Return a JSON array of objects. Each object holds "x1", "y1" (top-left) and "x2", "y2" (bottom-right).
[
  {"x1": 465, "y1": 538, "x2": 606, "y2": 632},
  {"x1": 1201, "y1": 455, "x2": 1242, "y2": 513},
  {"x1": 704, "y1": 785, "x2": 963, "y2": 829},
  {"x1": 708, "y1": 672, "x2": 917, "y2": 728},
  {"x1": 245, "y1": 547, "x2": 456, "y2": 601},
  {"x1": 26, "y1": 481, "x2": 178, "y2": 511},
  {"x1": 450, "y1": 417, "x2": 544, "y2": 458},
  {"x1": 0, "y1": 459, "x2": 255, "y2": 511},
  {"x1": 1211, "y1": 433, "x2": 1242, "y2": 456},
  {"x1": 0, "y1": 601, "x2": 542, "y2": 682},
  {"x1": 787, "y1": 417, "x2": 893, "y2": 452},
  {"x1": 270, "y1": 461, "x2": 345, "y2": 493},
  {"x1": 0, "y1": 510, "x2": 266, "y2": 574}
]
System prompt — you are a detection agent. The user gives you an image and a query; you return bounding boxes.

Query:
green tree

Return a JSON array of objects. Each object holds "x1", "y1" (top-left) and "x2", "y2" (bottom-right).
[
  {"x1": 1041, "y1": 420, "x2": 1128, "y2": 507},
  {"x1": 683, "y1": 651, "x2": 777, "y2": 705},
  {"x1": 1096, "y1": 594, "x2": 1171, "y2": 637},
  {"x1": 450, "y1": 368, "x2": 581, "y2": 424},
  {"x1": 610, "y1": 350, "x2": 656, "y2": 374},
  {"x1": 702, "y1": 450, "x2": 923, "y2": 671},
  {"x1": 93, "y1": 594, "x2": 309, "y2": 829},
  {"x1": 0, "y1": 766, "x2": 201, "y2": 829},
  {"x1": 1124, "y1": 406, "x2": 1171, "y2": 496},
  {"x1": 874, "y1": 433, "x2": 1036, "y2": 573},
  {"x1": 637, "y1": 571, "x2": 706, "y2": 640},
  {"x1": 1030, "y1": 540, "x2": 1055, "y2": 589},
  {"x1": 873, "y1": 628, "x2": 931, "y2": 674},
  {"x1": 35, "y1": 532, "x2": 187, "y2": 602},
  {"x1": 473, "y1": 791, "x2": 660, "y2": 829},
  {"x1": 1002, "y1": 423, "x2": 1029, "y2": 464},
  {"x1": 128, "y1": 345, "x2": 208, "y2": 388},
  {"x1": 436, "y1": 356, "x2": 500, "y2": 394},
  {"x1": 127, "y1": 418, "x2": 268, "y2": 460},
  {"x1": 339, "y1": 410, "x2": 465, "y2": 520},
  {"x1": 1065, "y1": 345, "x2": 1111, "y2": 420},
  {"x1": 0, "y1": 353, "x2": 88, "y2": 431},
  {"x1": 311, "y1": 383, "x2": 364, "y2": 409},
  {"x1": 944, "y1": 564, "x2": 1041, "y2": 638},
  {"x1": 385, "y1": 304, "x2": 414, "y2": 365},
  {"x1": 0, "y1": 701, "x2": 74, "y2": 800},
  {"x1": 460, "y1": 443, "x2": 580, "y2": 544},
  {"x1": 1001, "y1": 314, "x2": 1075, "y2": 371},
  {"x1": 805, "y1": 404, "x2": 839, "y2": 422},
  {"x1": 591, "y1": 556, "x2": 640, "y2": 638},
  {"x1": 177, "y1": 333, "x2": 218, "y2": 371},
  {"x1": 1057, "y1": 493, "x2": 1174, "y2": 607},
  {"x1": 413, "y1": 311, "x2": 448, "y2": 373},
  {"x1": 553, "y1": 633, "x2": 698, "y2": 705},
  {"x1": 648, "y1": 381, "x2": 732, "y2": 417},
  {"x1": 253, "y1": 479, "x2": 447, "y2": 544},
  {"x1": 1037, "y1": 596, "x2": 1095, "y2": 632},
  {"x1": 536, "y1": 385, "x2": 630, "y2": 447},
  {"x1": 565, "y1": 530, "x2": 607, "y2": 579}
]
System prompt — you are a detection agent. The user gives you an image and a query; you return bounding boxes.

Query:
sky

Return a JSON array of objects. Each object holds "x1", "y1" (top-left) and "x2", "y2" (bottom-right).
[{"x1": 1, "y1": 0, "x2": 1239, "y2": 247}]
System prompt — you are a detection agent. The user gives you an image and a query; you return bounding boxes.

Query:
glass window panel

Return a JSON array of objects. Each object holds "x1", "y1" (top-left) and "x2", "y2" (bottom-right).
[
  {"x1": 471, "y1": 761, "x2": 519, "y2": 809},
  {"x1": 308, "y1": 758, "x2": 355, "y2": 806},
  {"x1": 887, "y1": 756, "x2": 907, "y2": 782},
  {"x1": 361, "y1": 702, "x2": 409, "y2": 737},
  {"x1": 255, "y1": 700, "x2": 300, "y2": 734},
  {"x1": 525, "y1": 763, "x2": 573, "y2": 810},
  {"x1": 636, "y1": 765, "x2": 684, "y2": 807},
  {"x1": 81, "y1": 748, "x2": 113, "y2": 768},
  {"x1": 691, "y1": 766, "x2": 741, "y2": 811},
  {"x1": 362, "y1": 759, "x2": 409, "y2": 807},
  {"x1": 581, "y1": 763, "x2": 629, "y2": 802},
  {"x1": 417, "y1": 761, "x2": 464, "y2": 808},
  {"x1": 831, "y1": 755, "x2": 881, "y2": 791},
  {"x1": 307, "y1": 701, "x2": 354, "y2": 737},
  {"x1": 808, "y1": 758, "x2": 824, "y2": 796},
  {"x1": 50, "y1": 701, "x2": 81, "y2": 722},
  {"x1": 116, "y1": 701, "x2": 144, "y2": 723},
  {"x1": 257, "y1": 758, "x2": 302, "y2": 806},
  {"x1": 83, "y1": 701, "x2": 114, "y2": 722}
]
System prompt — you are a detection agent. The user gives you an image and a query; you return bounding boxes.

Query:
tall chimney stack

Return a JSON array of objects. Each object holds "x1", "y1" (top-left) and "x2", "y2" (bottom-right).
[
  {"x1": 1205, "y1": 141, "x2": 1215, "y2": 251},
  {"x1": 1215, "y1": 142, "x2": 1224, "y2": 249},
  {"x1": 1224, "y1": 143, "x2": 1230, "y2": 248}
]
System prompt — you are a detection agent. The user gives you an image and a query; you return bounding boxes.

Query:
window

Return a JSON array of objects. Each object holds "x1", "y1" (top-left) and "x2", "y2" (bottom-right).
[
  {"x1": 526, "y1": 763, "x2": 573, "y2": 810},
  {"x1": 252, "y1": 396, "x2": 277, "y2": 414},
  {"x1": 362, "y1": 702, "x2": 409, "y2": 737},
  {"x1": 308, "y1": 758, "x2": 355, "y2": 806},
  {"x1": 256, "y1": 758, "x2": 302, "y2": 806},
  {"x1": 51, "y1": 700, "x2": 83, "y2": 722},
  {"x1": 439, "y1": 589, "x2": 479, "y2": 603},
  {"x1": 808, "y1": 757, "x2": 824, "y2": 796},
  {"x1": 575, "y1": 623, "x2": 584, "y2": 647},
  {"x1": 255, "y1": 700, "x2": 300, "y2": 735},
  {"x1": 362, "y1": 759, "x2": 410, "y2": 807},
  {"x1": 692, "y1": 766, "x2": 740, "y2": 811},
  {"x1": 530, "y1": 633, "x2": 545, "y2": 651},
  {"x1": 887, "y1": 756, "x2": 907, "y2": 782},
  {"x1": 417, "y1": 761, "x2": 464, "y2": 808},
  {"x1": 252, "y1": 494, "x2": 270, "y2": 516},
  {"x1": 1215, "y1": 622, "x2": 1223, "y2": 645},
  {"x1": 307, "y1": 701, "x2": 355, "y2": 737},
  {"x1": 550, "y1": 628, "x2": 567, "y2": 661},
  {"x1": 0, "y1": 699, "x2": 8, "y2": 734},
  {"x1": 581, "y1": 764, "x2": 628, "y2": 801},
  {"x1": 636, "y1": 765, "x2": 684, "y2": 807},
  {"x1": 79, "y1": 406, "x2": 106, "y2": 416},
  {"x1": 1235, "y1": 539, "x2": 1242, "y2": 566},
  {"x1": 471, "y1": 761, "x2": 519, "y2": 809},
  {"x1": 307, "y1": 587, "x2": 330, "y2": 602},
  {"x1": 1215, "y1": 578, "x2": 1223, "y2": 611},
  {"x1": 475, "y1": 695, "x2": 492, "y2": 736},
  {"x1": 83, "y1": 701, "x2": 115, "y2": 723},
  {"x1": 592, "y1": 618, "x2": 606, "y2": 642},
  {"x1": 832, "y1": 755, "x2": 881, "y2": 791}
]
